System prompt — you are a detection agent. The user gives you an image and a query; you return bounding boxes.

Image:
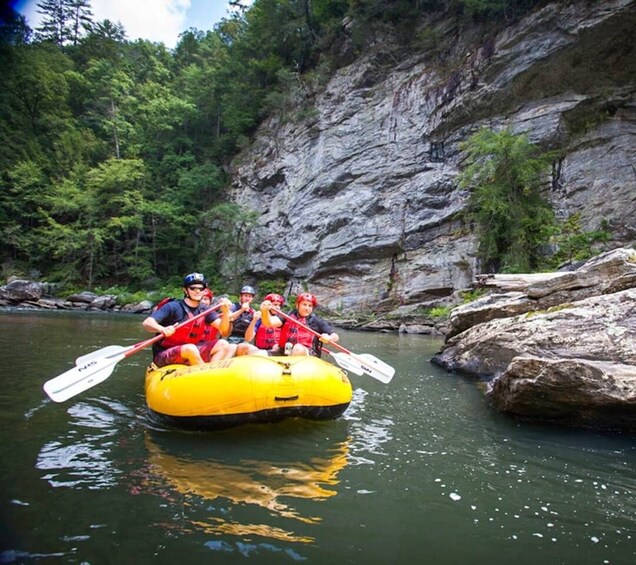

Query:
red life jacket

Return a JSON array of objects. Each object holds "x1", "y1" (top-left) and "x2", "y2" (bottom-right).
[
  {"x1": 278, "y1": 312, "x2": 317, "y2": 350},
  {"x1": 254, "y1": 322, "x2": 280, "y2": 350},
  {"x1": 152, "y1": 296, "x2": 174, "y2": 311},
  {"x1": 159, "y1": 301, "x2": 218, "y2": 348}
]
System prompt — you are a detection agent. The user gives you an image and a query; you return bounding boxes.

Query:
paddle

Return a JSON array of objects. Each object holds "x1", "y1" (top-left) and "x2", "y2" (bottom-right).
[
  {"x1": 43, "y1": 303, "x2": 223, "y2": 403},
  {"x1": 323, "y1": 348, "x2": 364, "y2": 376},
  {"x1": 271, "y1": 309, "x2": 395, "y2": 384}
]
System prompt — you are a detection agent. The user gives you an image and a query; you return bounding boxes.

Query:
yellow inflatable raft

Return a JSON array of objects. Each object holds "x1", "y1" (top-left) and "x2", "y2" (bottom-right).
[{"x1": 145, "y1": 354, "x2": 352, "y2": 430}]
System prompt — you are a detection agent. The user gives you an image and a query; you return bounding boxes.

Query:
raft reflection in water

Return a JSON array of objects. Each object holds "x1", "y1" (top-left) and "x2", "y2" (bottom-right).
[{"x1": 142, "y1": 428, "x2": 351, "y2": 544}]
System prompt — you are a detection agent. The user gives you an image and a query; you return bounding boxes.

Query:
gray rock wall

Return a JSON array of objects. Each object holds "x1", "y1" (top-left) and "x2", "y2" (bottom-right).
[{"x1": 229, "y1": 0, "x2": 636, "y2": 313}]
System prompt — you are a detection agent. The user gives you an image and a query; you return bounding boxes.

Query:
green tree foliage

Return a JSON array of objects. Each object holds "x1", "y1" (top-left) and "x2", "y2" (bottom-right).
[
  {"x1": 0, "y1": 160, "x2": 49, "y2": 265},
  {"x1": 459, "y1": 128, "x2": 556, "y2": 273},
  {"x1": 550, "y1": 213, "x2": 611, "y2": 267},
  {"x1": 36, "y1": 158, "x2": 151, "y2": 286}
]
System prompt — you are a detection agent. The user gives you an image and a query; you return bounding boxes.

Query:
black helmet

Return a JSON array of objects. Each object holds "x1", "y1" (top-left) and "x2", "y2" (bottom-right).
[
  {"x1": 240, "y1": 285, "x2": 256, "y2": 295},
  {"x1": 183, "y1": 273, "x2": 207, "y2": 287}
]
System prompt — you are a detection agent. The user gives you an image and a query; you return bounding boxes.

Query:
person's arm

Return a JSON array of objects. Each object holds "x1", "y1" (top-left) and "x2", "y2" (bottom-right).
[
  {"x1": 316, "y1": 317, "x2": 339, "y2": 344},
  {"x1": 142, "y1": 307, "x2": 176, "y2": 337},
  {"x1": 244, "y1": 311, "x2": 261, "y2": 342},
  {"x1": 260, "y1": 300, "x2": 282, "y2": 328},
  {"x1": 211, "y1": 297, "x2": 233, "y2": 337},
  {"x1": 229, "y1": 301, "x2": 250, "y2": 323}
]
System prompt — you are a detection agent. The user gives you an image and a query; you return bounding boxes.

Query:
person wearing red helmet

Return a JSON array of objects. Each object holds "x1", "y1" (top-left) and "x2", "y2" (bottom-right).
[
  {"x1": 142, "y1": 273, "x2": 235, "y2": 366},
  {"x1": 253, "y1": 293, "x2": 285, "y2": 352},
  {"x1": 200, "y1": 288, "x2": 214, "y2": 307},
  {"x1": 261, "y1": 292, "x2": 339, "y2": 357}
]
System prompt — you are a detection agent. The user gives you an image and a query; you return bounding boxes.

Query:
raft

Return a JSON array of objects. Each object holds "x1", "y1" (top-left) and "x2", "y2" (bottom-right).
[{"x1": 145, "y1": 354, "x2": 352, "y2": 430}]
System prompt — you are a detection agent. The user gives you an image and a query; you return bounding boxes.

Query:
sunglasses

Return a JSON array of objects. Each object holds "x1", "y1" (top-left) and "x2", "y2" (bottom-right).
[{"x1": 188, "y1": 286, "x2": 205, "y2": 291}]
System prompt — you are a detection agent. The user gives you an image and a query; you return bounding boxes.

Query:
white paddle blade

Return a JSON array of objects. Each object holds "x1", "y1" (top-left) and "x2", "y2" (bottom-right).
[
  {"x1": 76, "y1": 345, "x2": 129, "y2": 366},
  {"x1": 43, "y1": 354, "x2": 125, "y2": 403},
  {"x1": 352, "y1": 353, "x2": 395, "y2": 384},
  {"x1": 329, "y1": 351, "x2": 365, "y2": 376}
]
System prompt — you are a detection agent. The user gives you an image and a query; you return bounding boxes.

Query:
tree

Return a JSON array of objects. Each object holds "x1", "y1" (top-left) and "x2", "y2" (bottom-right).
[
  {"x1": 0, "y1": 43, "x2": 74, "y2": 163},
  {"x1": 35, "y1": 0, "x2": 68, "y2": 46},
  {"x1": 0, "y1": 160, "x2": 49, "y2": 268},
  {"x1": 67, "y1": 0, "x2": 93, "y2": 44},
  {"x1": 39, "y1": 158, "x2": 151, "y2": 286},
  {"x1": 459, "y1": 128, "x2": 556, "y2": 273},
  {"x1": 36, "y1": 0, "x2": 93, "y2": 46},
  {"x1": 0, "y1": 7, "x2": 32, "y2": 45},
  {"x1": 83, "y1": 58, "x2": 135, "y2": 159}
]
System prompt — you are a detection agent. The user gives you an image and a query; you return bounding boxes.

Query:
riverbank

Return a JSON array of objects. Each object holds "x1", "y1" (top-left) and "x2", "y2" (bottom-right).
[
  {"x1": 0, "y1": 282, "x2": 156, "y2": 315},
  {"x1": 0, "y1": 278, "x2": 451, "y2": 335}
]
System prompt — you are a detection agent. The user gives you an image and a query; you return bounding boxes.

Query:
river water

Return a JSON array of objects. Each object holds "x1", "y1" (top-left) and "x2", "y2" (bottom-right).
[{"x1": 0, "y1": 310, "x2": 634, "y2": 564}]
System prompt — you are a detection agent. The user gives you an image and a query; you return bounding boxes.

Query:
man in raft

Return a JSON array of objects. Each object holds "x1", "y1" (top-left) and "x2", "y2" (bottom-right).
[
  {"x1": 260, "y1": 292, "x2": 339, "y2": 357},
  {"x1": 252, "y1": 293, "x2": 286, "y2": 353},
  {"x1": 142, "y1": 273, "x2": 236, "y2": 366}
]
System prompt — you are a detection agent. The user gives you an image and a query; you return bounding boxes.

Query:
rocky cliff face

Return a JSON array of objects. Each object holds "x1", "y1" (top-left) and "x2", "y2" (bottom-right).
[{"x1": 228, "y1": 0, "x2": 635, "y2": 314}]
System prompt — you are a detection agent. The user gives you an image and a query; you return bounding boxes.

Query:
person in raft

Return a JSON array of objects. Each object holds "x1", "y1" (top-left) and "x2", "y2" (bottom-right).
[
  {"x1": 142, "y1": 273, "x2": 236, "y2": 367},
  {"x1": 252, "y1": 293, "x2": 286, "y2": 353},
  {"x1": 200, "y1": 287, "x2": 214, "y2": 307},
  {"x1": 260, "y1": 292, "x2": 339, "y2": 357},
  {"x1": 228, "y1": 285, "x2": 257, "y2": 344}
]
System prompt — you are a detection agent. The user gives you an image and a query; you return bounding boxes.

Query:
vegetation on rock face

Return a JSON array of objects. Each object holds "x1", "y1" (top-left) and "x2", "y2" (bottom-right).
[
  {"x1": 459, "y1": 128, "x2": 557, "y2": 273},
  {"x1": 459, "y1": 128, "x2": 612, "y2": 274},
  {"x1": 0, "y1": 0, "x2": 547, "y2": 291},
  {"x1": 549, "y1": 213, "x2": 611, "y2": 267}
]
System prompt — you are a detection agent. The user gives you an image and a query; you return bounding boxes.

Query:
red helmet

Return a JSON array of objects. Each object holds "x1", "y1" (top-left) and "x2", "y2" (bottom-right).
[
  {"x1": 296, "y1": 292, "x2": 317, "y2": 307},
  {"x1": 201, "y1": 288, "x2": 214, "y2": 299},
  {"x1": 264, "y1": 293, "x2": 285, "y2": 306}
]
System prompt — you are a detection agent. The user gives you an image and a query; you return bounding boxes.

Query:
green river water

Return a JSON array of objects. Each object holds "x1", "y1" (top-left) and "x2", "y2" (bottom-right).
[{"x1": 0, "y1": 310, "x2": 634, "y2": 564}]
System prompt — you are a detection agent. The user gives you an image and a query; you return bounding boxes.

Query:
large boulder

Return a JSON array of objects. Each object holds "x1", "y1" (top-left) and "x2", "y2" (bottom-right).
[
  {"x1": 0, "y1": 279, "x2": 44, "y2": 302},
  {"x1": 432, "y1": 249, "x2": 636, "y2": 430},
  {"x1": 448, "y1": 248, "x2": 636, "y2": 337},
  {"x1": 67, "y1": 291, "x2": 98, "y2": 304},
  {"x1": 489, "y1": 356, "x2": 636, "y2": 430}
]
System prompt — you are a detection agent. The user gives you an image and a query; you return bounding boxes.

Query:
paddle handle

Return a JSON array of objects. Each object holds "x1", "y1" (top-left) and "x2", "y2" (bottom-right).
[{"x1": 271, "y1": 308, "x2": 348, "y2": 354}]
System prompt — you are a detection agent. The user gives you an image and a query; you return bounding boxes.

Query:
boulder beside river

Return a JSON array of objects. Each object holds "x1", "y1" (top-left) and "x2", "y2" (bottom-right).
[
  {"x1": 432, "y1": 248, "x2": 636, "y2": 431},
  {"x1": 0, "y1": 279, "x2": 153, "y2": 313}
]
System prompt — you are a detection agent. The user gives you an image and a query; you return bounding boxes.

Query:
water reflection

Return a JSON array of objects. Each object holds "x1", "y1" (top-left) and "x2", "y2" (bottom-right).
[
  {"x1": 343, "y1": 389, "x2": 394, "y2": 469},
  {"x1": 36, "y1": 399, "x2": 135, "y2": 489},
  {"x1": 139, "y1": 428, "x2": 351, "y2": 544}
]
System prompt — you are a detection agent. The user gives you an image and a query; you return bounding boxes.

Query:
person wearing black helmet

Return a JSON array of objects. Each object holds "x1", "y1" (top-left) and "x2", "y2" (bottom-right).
[
  {"x1": 141, "y1": 273, "x2": 236, "y2": 367},
  {"x1": 228, "y1": 284, "x2": 257, "y2": 345}
]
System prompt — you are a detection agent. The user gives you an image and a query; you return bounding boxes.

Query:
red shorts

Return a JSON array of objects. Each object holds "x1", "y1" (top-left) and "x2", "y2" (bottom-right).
[{"x1": 153, "y1": 340, "x2": 219, "y2": 367}]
